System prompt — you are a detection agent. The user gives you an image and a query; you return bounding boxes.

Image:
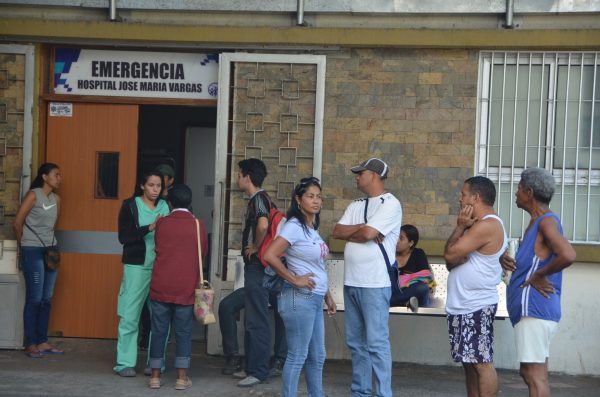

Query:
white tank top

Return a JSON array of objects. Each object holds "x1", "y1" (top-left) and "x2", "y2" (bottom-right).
[{"x1": 445, "y1": 214, "x2": 507, "y2": 315}]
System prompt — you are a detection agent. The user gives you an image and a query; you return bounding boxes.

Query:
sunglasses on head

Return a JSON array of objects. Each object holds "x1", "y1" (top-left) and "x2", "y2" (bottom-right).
[{"x1": 299, "y1": 176, "x2": 320, "y2": 186}]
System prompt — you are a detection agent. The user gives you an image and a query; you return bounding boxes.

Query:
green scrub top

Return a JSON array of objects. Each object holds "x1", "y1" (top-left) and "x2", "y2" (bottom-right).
[{"x1": 135, "y1": 196, "x2": 170, "y2": 268}]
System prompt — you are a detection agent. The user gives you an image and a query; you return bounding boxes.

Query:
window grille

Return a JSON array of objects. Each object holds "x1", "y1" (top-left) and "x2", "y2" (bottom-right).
[{"x1": 477, "y1": 52, "x2": 600, "y2": 244}]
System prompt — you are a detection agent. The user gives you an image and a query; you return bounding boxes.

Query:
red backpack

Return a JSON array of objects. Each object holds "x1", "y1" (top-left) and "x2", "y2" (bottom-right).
[{"x1": 255, "y1": 193, "x2": 286, "y2": 267}]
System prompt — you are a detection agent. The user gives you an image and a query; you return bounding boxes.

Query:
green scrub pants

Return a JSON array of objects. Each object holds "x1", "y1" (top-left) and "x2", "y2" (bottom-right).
[{"x1": 113, "y1": 264, "x2": 168, "y2": 372}]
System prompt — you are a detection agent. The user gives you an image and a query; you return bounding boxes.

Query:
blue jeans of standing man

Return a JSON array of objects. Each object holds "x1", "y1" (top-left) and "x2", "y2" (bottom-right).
[
  {"x1": 344, "y1": 286, "x2": 392, "y2": 397},
  {"x1": 149, "y1": 300, "x2": 193, "y2": 369},
  {"x1": 220, "y1": 287, "x2": 287, "y2": 360},
  {"x1": 278, "y1": 284, "x2": 326, "y2": 397},
  {"x1": 21, "y1": 246, "x2": 59, "y2": 347},
  {"x1": 244, "y1": 262, "x2": 271, "y2": 381}
]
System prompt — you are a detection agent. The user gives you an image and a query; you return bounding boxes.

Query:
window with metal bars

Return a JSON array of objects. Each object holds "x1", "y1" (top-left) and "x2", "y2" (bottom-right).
[{"x1": 477, "y1": 52, "x2": 600, "y2": 244}]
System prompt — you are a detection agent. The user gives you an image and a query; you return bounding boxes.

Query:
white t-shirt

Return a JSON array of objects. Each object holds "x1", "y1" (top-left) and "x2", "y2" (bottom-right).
[
  {"x1": 279, "y1": 218, "x2": 330, "y2": 296},
  {"x1": 445, "y1": 214, "x2": 507, "y2": 315},
  {"x1": 338, "y1": 193, "x2": 402, "y2": 288}
]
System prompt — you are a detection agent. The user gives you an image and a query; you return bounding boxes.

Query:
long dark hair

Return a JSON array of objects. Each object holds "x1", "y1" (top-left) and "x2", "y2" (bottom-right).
[
  {"x1": 286, "y1": 176, "x2": 321, "y2": 235},
  {"x1": 401, "y1": 224, "x2": 420, "y2": 249},
  {"x1": 133, "y1": 170, "x2": 165, "y2": 204},
  {"x1": 30, "y1": 163, "x2": 59, "y2": 190}
]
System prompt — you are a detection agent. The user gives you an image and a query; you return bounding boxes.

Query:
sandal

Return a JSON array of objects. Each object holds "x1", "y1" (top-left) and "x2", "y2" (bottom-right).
[
  {"x1": 25, "y1": 346, "x2": 43, "y2": 359},
  {"x1": 174, "y1": 377, "x2": 192, "y2": 391},
  {"x1": 149, "y1": 377, "x2": 163, "y2": 389}
]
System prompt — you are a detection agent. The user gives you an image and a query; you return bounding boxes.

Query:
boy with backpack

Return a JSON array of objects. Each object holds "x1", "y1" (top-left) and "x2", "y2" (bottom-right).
[{"x1": 235, "y1": 158, "x2": 285, "y2": 387}]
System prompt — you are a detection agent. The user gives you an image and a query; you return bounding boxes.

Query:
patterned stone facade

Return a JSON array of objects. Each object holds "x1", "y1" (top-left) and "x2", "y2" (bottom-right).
[
  {"x1": 227, "y1": 48, "x2": 480, "y2": 246},
  {"x1": 320, "y1": 48, "x2": 479, "y2": 240},
  {"x1": 0, "y1": 53, "x2": 26, "y2": 240}
]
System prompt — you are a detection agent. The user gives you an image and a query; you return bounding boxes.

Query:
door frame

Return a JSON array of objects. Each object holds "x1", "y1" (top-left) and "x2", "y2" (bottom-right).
[{"x1": 208, "y1": 53, "x2": 326, "y2": 354}]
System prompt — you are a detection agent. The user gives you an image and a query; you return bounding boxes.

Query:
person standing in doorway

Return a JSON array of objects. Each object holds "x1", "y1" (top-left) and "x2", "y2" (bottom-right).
[
  {"x1": 155, "y1": 164, "x2": 175, "y2": 198},
  {"x1": 148, "y1": 184, "x2": 208, "y2": 391},
  {"x1": 501, "y1": 168, "x2": 575, "y2": 397},
  {"x1": 332, "y1": 158, "x2": 401, "y2": 397},
  {"x1": 444, "y1": 176, "x2": 507, "y2": 397},
  {"x1": 138, "y1": 163, "x2": 177, "y2": 353},
  {"x1": 236, "y1": 158, "x2": 280, "y2": 387},
  {"x1": 14, "y1": 163, "x2": 64, "y2": 358},
  {"x1": 113, "y1": 171, "x2": 170, "y2": 377}
]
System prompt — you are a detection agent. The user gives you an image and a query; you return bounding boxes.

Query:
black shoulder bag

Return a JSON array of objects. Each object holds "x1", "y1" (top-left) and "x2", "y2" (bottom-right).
[
  {"x1": 24, "y1": 223, "x2": 61, "y2": 270},
  {"x1": 363, "y1": 199, "x2": 401, "y2": 305}
]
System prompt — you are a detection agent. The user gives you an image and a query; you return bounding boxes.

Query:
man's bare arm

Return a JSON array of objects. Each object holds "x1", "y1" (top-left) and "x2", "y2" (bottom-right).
[
  {"x1": 523, "y1": 216, "x2": 576, "y2": 297},
  {"x1": 332, "y1": 224, "x2": 363, "y2": 240},
  {"x1": 444, "y1": 224, "x2": 468, "y2": 270}
]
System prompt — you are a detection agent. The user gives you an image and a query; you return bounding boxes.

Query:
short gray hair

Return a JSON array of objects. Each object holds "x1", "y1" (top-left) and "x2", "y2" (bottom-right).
[{"x1": 520, "y1": 168, "x2": 556, "y2": 204}]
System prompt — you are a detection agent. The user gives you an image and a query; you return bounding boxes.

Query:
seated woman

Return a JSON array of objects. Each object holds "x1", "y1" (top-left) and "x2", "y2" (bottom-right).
[{"x1": 390, "y1": 224, "x2": 434, "y2": 311}]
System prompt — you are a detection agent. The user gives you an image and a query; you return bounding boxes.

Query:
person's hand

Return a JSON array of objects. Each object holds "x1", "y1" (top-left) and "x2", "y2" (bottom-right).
[
  {"x1": 374, "y1": 233, "x2": 385, "y2": 244},
  {"x1": 292, "y1": 273, "x2": 316, "y2": 290},
  {"x1": 244, "y1": 244, "x2": 257, "y2": 259},
  {"x1": 149, "y1": 215, "x2": 162, "y2": 231},
  {"x1": 500, "y1": 251, "x2": 517, "y2": 272},
  {"x1": 457, "y1": 205, "x2": 477, "y2": 229},
  {"x1": 325, "y1": 294, "x2": 337, "y2": 316},
  {"x1": 522, "y1": 272, "x2": 555, "y2": 298}
]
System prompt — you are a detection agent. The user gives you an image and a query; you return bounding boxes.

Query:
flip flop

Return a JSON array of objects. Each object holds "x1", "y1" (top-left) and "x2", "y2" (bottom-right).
[
  {"x1": 40, "y1": 347, "x2": 65, "y2": 355},
  {"x1": 26, "y1": 350, "x2": 44, "y2": 358}
]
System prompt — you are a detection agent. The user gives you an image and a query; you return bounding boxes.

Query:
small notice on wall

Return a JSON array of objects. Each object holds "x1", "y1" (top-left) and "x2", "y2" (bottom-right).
[{"x1": 49, "y1": 102, "x2": 73, "y2": 117}]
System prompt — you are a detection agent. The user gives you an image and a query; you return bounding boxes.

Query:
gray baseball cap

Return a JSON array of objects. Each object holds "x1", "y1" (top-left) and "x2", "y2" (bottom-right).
[
  {"x1": 351, "y1": 158, "x2": 389, "y2": 178},
  {"x1": 156, "y1": 164, "x2": 175, "y2": 178}
]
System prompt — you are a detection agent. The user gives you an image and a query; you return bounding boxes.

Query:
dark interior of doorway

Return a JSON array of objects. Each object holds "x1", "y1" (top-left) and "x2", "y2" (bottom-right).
[
  {"x1": 138, "y1": 105, "x2": 216, "y2": 181},
  {"x1": 137, "y1": 104, "x2": 217, "y2": 342}
]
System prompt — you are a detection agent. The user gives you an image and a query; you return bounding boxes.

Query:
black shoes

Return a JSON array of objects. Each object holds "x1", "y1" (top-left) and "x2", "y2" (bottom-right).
[{"x1": 222, "y1": 356, "x2": 242, "y2": 375}]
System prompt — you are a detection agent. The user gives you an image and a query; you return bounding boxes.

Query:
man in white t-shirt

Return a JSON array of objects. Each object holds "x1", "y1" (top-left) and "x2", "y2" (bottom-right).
[
  {"x1": 444, "y1": 176, "x2": 507, "y2": 397},
  {"x1": 333, "y1": 158, "x2": 401, "y2": 397}
]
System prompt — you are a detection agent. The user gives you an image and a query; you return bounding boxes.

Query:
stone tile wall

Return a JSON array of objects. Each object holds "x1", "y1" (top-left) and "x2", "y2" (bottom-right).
[
  {"x1": 0, "y1": 53, "x2": 26, "y2": 240},
  {"x1": 320, "y1": 48, "x2": 480, "y2": 240}
]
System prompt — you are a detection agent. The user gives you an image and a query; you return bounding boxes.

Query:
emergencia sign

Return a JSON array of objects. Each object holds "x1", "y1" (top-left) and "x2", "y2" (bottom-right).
[{"x1": 54, "y1": 48, "x2": 219, "y2": 99}]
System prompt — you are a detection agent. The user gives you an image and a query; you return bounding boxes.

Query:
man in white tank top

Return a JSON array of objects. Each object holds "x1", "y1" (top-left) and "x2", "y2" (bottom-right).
[{"x1": 444, "y1": 176, "x2": 507, "y2": 397}]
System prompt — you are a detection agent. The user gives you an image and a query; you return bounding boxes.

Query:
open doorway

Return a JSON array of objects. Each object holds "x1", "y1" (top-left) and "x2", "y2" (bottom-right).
[
  {"x1": 137, "y1": 104, "x2": 217, "y2": 267},
  {"x1": 137, "y1": 104, "x2": 217, "y2": 342}
]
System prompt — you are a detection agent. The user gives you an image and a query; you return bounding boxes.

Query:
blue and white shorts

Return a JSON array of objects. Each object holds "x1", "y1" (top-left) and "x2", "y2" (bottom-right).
[{"x1": 447, "y1": 304, "x2": 497, "y2": 364}]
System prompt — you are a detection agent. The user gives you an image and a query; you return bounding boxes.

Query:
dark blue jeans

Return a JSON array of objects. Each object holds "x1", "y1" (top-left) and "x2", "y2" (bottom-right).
[
  {"x1": 244, "y1": 263, "x2": 271, "y2": 381},
  {"x1": 149, "y1": 300, "x2": 193, "y2": 369},
  {"x1": 21, "y1": 246, "x2": 58, "y2": 347},
  {"x1": 389, "y1": 281, "x2": 430, "y2": 307},
  {"x1": 219, "y1": 287, "x2": 286, "y2": 360}
]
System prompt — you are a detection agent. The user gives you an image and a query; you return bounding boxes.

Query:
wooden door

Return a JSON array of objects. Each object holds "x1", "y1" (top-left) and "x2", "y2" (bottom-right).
[{"x1": 46, "y1": 103, "x2": 138, "y2": 338}]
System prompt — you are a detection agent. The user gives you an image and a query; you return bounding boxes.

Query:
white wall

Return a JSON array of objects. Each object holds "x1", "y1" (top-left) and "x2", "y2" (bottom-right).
[{"x1": 184, "y1": 127, "x2": 216, "y2": 232}]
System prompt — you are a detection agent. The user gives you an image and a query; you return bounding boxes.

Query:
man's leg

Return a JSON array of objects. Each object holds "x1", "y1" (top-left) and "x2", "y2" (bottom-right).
[
  {"x1": 343, "y1": 286, "x2": 372, "y2": 397},
  {"x1": 360, "y1": 287, "x2": 392, "y2": 397},
  {"x1": 519, "y1": 361, "x2": 550, "y2": 397},
  {"x1": 218, "y1": 288, "x2": 245, "y2": 358},
  {"x1": 463, "y1": 364, "x2": 480, "y2": 397},
  {"x1": 242, "y1": 264, "x2": 271, "y2": 383},
  {"x1": 269, "y1": 289, "x2": 287, "y2": 367},
  {"x1": 463, "y1": 363, "x2": 498, "y2": 397}
]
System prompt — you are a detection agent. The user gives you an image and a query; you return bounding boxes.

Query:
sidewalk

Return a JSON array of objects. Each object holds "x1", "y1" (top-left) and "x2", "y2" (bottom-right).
[{"x1": 0, "y1": 338, "x2": 598, "y2": 396}]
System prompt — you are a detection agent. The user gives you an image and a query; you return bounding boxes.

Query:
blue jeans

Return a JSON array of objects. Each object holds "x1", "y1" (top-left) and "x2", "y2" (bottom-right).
[
  {"x1": 389, "y1": 282, "x2": 430, "y2": 307},
  {"x1": 278, "y1": 284, "x2": 325, "y2": 397},
  {"x1": 149, "y1": 300, "x2": 193, "y2": 369},
  {"x1": 21, "y1": 246, "x2": 58, "y2": 347},
  {"x1": 219, "y1": 287, "x2": 287, "y2": 360},
  {"x1": 344, "y1": 286, "x2": 392, "y2": 397},
  {"x1": 244, "y1": 263, "x2": 271, "y2": 381}
]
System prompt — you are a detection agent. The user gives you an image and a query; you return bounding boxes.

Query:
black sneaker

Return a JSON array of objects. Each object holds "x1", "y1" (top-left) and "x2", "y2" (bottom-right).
[
  {"x1": 269, "y1": 358, "x2": 284, "y2": 377},
  {"x1": 222, "y1": 356, "x2": 242, "y2": 375}
]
